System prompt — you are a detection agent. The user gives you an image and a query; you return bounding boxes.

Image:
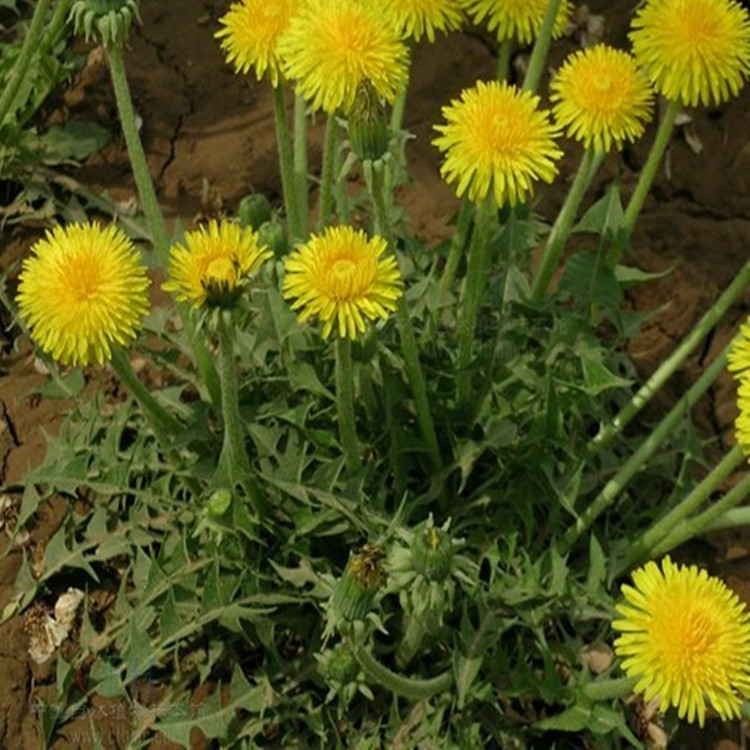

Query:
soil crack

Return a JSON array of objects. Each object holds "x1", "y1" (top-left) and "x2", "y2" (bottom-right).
[{"x1": 132, "y1": 24, "x2": 196, "y2": 187}]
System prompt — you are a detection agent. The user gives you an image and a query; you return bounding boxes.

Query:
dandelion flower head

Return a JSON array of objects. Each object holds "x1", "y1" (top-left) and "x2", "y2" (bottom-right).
[
  {"x1": 630, "y1": 0, "x2": 750, "y2": 107},
  {"x1": 216, "y1": 0, "x2": 301, "y2": 87},
  {"x1": 727, "y1": 320, "x2": 750, "y2": 457},
  {"x1": 282, "y1": 225, "x2": 403, "y2": 340},
  {"x1": 278, "y1": 0, "x2": 409, "y2": 114},
  {"x1": 550, "y1": 44, "x2": 654, "y2": 153},
  {"x1": 433, "y1": 80, "x2": 562, "y2": 207},
  {"x1": 375, "y1": 0, "x2": 465, "y2": 43},
  {"x1": 613, "y1": 556, "x2": 750, "y2": 725},
  {"x1": 460, "y1": 0, "x2": 573, "y2": 44},
  {"x1": 15, "y1": 222, "x2": 150, "y2": 367},
  {"x1": 163, "y1": 220, "x2": 272, "y2": 309}
]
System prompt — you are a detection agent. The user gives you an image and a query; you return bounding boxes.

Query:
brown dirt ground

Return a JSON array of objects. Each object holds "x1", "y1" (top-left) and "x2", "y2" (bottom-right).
[{"x1": 2, "y1": 0, "x2": 750, "y2": 747}]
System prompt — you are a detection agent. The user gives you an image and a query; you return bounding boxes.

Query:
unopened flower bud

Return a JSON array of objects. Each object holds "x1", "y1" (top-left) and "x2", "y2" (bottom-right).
[
  {"x1": 347, "y1": 81, "x2": 390, "y2": 163},
  {"x1": 331, "y1": 542, "x2": 384, "y2": 622},
  {"x1": 322, "y1": 644, "x2": 359, "y2": 684},
  {"x1": 238, "y1": 193, "x2": 272, "y2": 230},
  {"x1": 413, "y1": 525, "x2": 453, "y2": 582}
]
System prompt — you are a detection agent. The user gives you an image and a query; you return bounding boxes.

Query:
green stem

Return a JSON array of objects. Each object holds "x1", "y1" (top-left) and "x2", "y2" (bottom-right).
[
  {"x1": 651, "y1": 470, "x2": 750, "y2": 558},
  {"x1": 110, "y1": 348, "x2": 182, "y2": 441},
  {"x1": 522, "y1": 0, "x2": 562, "y2": 93},
  {"x1": 106, "y1": 45, "x2": 171, "y2": 261},
  {"x1": 615, "y1": 445, "x2": 745, "y2": 574},
  {"x1": 496, "y1": 38, "x2": 514, "y2": 82},
  {"x1": 368, "y1": 163, "x2": 442, "y2": 470},
  {"x1": 37, "y1": 0, "x2": 72, "y2": 63},
  {"x1": 531, "y1": 149, "x2": 604, "y2": 303},
  {"x1": 335, "y1": 336, "x2": 361, "y2": 473},
  {"x1": 107, "y1": 45, "x2": 222, "y2": 407},
  {"x1": 456, "y1": 197, "x2": 495, "y2": 406},
  {"x1": 702, "y1": 506, "x2": 750, "y2": 533},
  {"x1": 438, "y1": 198, "x2": 474, "y2": 295},
  {"x1": 584, "y1": 676, "x2": 638, "y2": 702},
  {"x1": 333, "y1": 128, "x2": 350, "y2": 223},
  {"x1": 215, "y1": 314, "x2": 264, "y2": 511},
  {"x1": 273, "y1": 85, "x2": 303, "y2": 242},
  {"x1": 563, "y1": 345, "x2": 730, "y2": 551},
  {"x1": 591, "y1": 260, "x2": 750, "y2": 456},
  {"x1": 352, "y1": 642, "x2": 452, "y2": 700},
  {"x1": 293, "y1": 93, "x2": 309, "y2": 238},
  {"x1": 390, "y1": 82, "x2": 408, "y2": 135},
  {"x1": 615, "y1": 98, "x2": 681, "y2": 260},
  {"x1": 0, "y1": 0, "x2": 52, "y2": 127},
  {"x1": 318, "y1": 114, "x2": 339, "y2": 230}
]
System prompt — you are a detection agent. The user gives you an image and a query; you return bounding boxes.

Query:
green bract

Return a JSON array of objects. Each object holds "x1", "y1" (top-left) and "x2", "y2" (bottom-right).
[{"x1": 69, "y1": 0, "x2": 140, "y2": 48}]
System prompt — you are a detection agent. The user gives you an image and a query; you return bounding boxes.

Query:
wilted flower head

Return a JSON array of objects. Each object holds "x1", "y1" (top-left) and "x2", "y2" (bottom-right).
[
  {"x1": 16, "y1": 223, "x2": 150, "y2": 367},
  {"x1": 433, "y1": 80, "x2": 562, "y2": 207},
  {"x1": 216, "y1": 0, "x2": 301, "y2": 87},
  {"x1": 162, "y1": 220, "x2": 272, "y2": 309},
  {"x1": 278, "y1": 0, "x2": 410, "y2": 114},
  {"x1": 282, "y1": 225, "x2": 403, "y2": 340},
  {"x1": 460, "y1": 0, "x2": 572, "y2": 44},
  {"x1": 613, "y1": 556, "x2": 750, "y2": 725},
  {"x1": 375, "y1": 0, "x2": 465, "y2": 43},
  {"x1": 550, "y1": 45, "x2": 654, "y2": 153},
  {"x1": 630, "y1": 0, "x2": 750, "y2": 107}
]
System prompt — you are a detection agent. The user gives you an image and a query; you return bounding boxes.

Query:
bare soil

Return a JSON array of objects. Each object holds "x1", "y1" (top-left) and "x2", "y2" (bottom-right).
[{"x1": 2, "y1": 1, "x2": 750, "y2": 747}]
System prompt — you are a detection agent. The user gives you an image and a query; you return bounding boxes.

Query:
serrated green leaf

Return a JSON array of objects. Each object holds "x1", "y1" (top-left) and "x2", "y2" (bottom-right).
[
  {"x1": 586, "y1": 534, "x2": 606, "y2": 595},
  {"x1": 154, "y1": 665, "x2": 268, "y2": 747},
  {"x1": 573, "y1": 182, "x2": 623, "y2": 235},
  {"x1": 159, "y1": 588, "x2": 182, "y2": 640}
]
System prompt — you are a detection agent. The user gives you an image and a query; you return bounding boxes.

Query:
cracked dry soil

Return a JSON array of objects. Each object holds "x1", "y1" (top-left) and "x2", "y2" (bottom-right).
[{"x1": 2, "y1": 0, "x2": 750, "y2": 747}]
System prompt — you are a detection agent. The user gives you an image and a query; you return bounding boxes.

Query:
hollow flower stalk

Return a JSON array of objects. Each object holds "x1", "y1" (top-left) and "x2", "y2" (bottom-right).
[
  {"x1": 550, "y1": 44, "x2": 654, "y2": 153},
  {"x1": 216, "y1": 0, "x2": 301, "y2": 87},
  {"x1": 162, "y1": 220, "x2": 272, "y2": 309},
  {"x1": 433, "y1": 80, "x2": 562, "y2": 207},
  {"x1": 613, "y1": 556, "x2": 750, "y2": 725},
  {"x1": 375, "y1": 0, "x2": 465, "y2": 43},
  {"x1": 630, "y1": 0, "x2": 750, "y2": 107},
  {"x1": 278, "y1": 0, "x2": 410, "y2": 114},
  {"x1": 460, "y1": 0, "x2": 572, "y2": 44},
  {"x1": 16, "y1": 222, "x2": 149, "y2": 367}
]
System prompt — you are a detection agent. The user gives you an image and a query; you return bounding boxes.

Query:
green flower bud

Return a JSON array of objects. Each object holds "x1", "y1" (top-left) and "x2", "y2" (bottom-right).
[
  {"x1": 347, "y1": 81, "x2": 390, "y2": 163},
  {"x1": 70, "y1": 0, "x2": 140, "y2": 48},
  {"x1": 412, "y1": 525, "x2": 453, "y2": 582},
  {"x1": 331, "y1": 543, "x2": 383, "y2": 622},
  {"x1": 206, "y1": 489, "x2": 232, "y2": 517},
  {"x1": 321, "y1": 644, "x2": 359, "y2": 685},
  {"x1": 238, "y1": 193, "x2": 272, "y2": 230},
  {"x1": 257, "y1": 219, "x2": 288, "y2": 258}
]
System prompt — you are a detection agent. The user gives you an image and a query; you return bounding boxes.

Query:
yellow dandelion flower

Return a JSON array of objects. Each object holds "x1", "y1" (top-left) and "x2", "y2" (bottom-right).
[
  {"x1": 733, "y1": 377, "x2": 750, "y2": 456},
  {"x1": 163, "y1": 220, "x2": 272, "y2": 309},
  {"x1": 613, "y1": 556, "x2": 750, "y2": 726},
  {"x1": 215, "y1": 0, "x2": 301, "y2": 87},
  {"x1": 630, "y1": 0, "x2": 750, "y2": 107},
  {"x1": 15, "y1": 222, "x2": 150, "y2": 367},
  {"x1": 374, "y1": 0, "x2": 465, "y2": 43},
  {"x1": 278, "y1": 0, "x2": 410, "y2": 114},
  {"x1": 550, "y1": 45, "x2": 654, "y2": 152},
  {"x1": 433, "y1": 80, "x2": 562, "y2": 207},
  {"x1": 727, "y1": 320, "x2": 750, "y2": 379},
  {"x1": 282, "y1": 225, "x2": 403, "y2": 339},
  {"x1": 460, "y1": 0, "x2": 573, "y2": 44}
]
